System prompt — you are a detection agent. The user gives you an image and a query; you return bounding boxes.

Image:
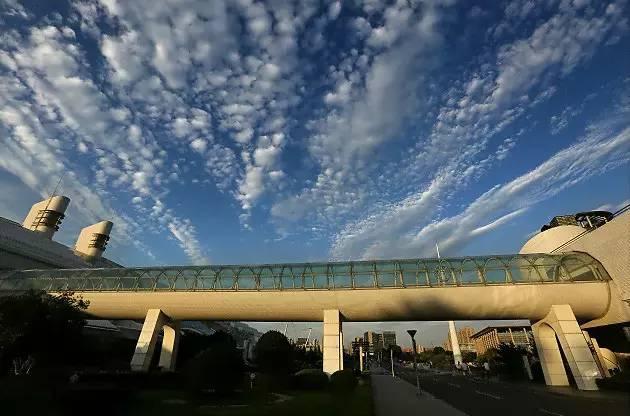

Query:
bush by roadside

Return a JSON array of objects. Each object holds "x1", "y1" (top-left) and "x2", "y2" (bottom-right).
[
  {"x1": 330, "y1": 369, "x2": 357, "y2": 394},
  {"x1": 596, "y1": 371, "x2": 630, "y2": 392},
  {"x1": 292, "y1": 369, "x2": 329, "y2": 390}
]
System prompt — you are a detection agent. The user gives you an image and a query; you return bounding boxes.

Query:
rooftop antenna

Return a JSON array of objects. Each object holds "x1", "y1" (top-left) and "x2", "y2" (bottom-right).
[{"x1": 42, "y1": 174, "x2": 64, "y2": 213}]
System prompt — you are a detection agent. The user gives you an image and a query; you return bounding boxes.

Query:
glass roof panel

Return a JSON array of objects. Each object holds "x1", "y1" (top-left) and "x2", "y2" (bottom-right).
[{"x1": 0, "y1": 253, "x2": 608, "y2": 293}]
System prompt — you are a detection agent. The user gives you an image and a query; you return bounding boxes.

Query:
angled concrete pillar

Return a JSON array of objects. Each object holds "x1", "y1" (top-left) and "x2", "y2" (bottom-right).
[
  {"x1": 158, "y1": 321, "x2": 181, "y2": 372},
  {"x1": 131, "y1": 309, "x2": 181, "y2": 372},
  {"x1": 131, "y1": 309, "x2": 168, "y2": 372},
  {"x1": 532, "y1": 305, "x2": 601, "y2": 390},
  {"x1": 448, "y1": 321, "x2": 462, "y2": 366},
  {"x1": 532, "y1": 321, "x2": 569, "y2": 386},
  {"x1": 323, "y1": 309, "x2": 343, "y2": 374}
]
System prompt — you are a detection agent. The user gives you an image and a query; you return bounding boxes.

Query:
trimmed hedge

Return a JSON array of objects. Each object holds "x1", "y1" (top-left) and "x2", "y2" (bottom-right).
[
  {"x1": 596, "y1": 371, "x2": 630, "y2": 392},
  {"x1": 330, "y1": 369, "x2": 357, "y2": 394},
  {"x1": 293, "y1": 369, "x2": 329, "y2": 390}
]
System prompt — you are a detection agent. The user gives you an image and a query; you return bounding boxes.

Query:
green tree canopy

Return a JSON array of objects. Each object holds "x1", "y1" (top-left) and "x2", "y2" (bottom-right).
[
  {"x1": 254, "y1": 330, "x2": 293, "y2": 375},
  {"x1": 184, "y1": 331, "x2": 244, "y2": 395},
  {"x1": 0, "y1": 290, "x2": 88, "y2": 370}
]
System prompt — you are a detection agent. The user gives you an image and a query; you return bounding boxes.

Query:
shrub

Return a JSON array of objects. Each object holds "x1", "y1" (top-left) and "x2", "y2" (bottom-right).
[
  {"x1": 254, "y1": 331, "x2": 293, "y2": 375},
  {"x1": 330, "y1": 369, "x2": 357, "y2": 394},
  {"x1": 494, "y1": 343, "x2": 528, "y2": 379},
  {"x1": 184, "y1": 331, "x2": 243, "y2": 395},
  {"x1": 293, "y1": 369, "x2": 329, "y2": 390},
  {"x1": 596, "y1": 371, "x2": 630, "y2": 392}
]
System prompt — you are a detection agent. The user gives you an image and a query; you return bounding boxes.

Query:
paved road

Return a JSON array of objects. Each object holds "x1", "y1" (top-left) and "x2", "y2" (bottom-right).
[
  {"x1": 371, "y1": 372, "x2": 466, "y2": 416},
  {"x1": 393, "y1": 366, "x2": 629, "y2": 416}
]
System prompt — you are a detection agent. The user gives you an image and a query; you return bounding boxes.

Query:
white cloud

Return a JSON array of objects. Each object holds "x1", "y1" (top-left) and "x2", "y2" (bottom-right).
[
  {"x1": 331, "y1": 111, "x2": 630, "y2": 259},
  {"x1": 168, "y1": 219, "x2": 209, "y2": 265},
  {"x1": 329, "y1": 2, "x2": 341, "y2": 20},
  {"x1": 190, "y1": 138, "x2": 207, "y2": 153}
]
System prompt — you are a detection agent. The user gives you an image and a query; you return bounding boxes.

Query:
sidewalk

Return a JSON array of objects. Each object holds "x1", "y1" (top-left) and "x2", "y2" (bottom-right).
[{"x1": 371, "y1": 374, "x2": 468, "y2": 416}]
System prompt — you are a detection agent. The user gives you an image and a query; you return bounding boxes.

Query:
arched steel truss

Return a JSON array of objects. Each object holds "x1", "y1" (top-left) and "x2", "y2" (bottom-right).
[{"x1": 0, "y1": 252, "x2": 609, "y2": 293}]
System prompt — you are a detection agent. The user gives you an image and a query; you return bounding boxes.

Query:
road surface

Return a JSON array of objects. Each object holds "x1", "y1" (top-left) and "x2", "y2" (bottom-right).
[{"x1": 392, "y1": 366, "x2": 628, "y2": 416}]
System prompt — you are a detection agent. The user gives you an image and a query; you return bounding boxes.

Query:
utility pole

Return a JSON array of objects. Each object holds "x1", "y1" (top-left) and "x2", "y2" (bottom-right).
[
  {"x1": 359, "y1": 344, "x2": 364, "y2": 372},
  {"x1": 390, "y1": 348, "x2": 395, "y2": 378}
]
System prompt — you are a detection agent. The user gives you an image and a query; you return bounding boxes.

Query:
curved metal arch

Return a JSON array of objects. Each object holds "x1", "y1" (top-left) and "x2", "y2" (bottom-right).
[{"x1": 0, "y1": 252, "x2": 610, "y2": 293}]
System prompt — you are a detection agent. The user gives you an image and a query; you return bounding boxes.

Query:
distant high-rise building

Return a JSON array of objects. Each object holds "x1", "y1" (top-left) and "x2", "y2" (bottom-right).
[
  {"x1": 383, "y1": 331, "x2": 397, "y2": 349},
  {"x1": 363, "y1": 331, "x2": 384, "y2": 354},
  {"x1": 443, "y1": 326, "x2": 476, "y2": 353},
  {"x1": 351, "y1": 337, "x2": 369, "y2": 356},
  {"x1": 471, "y1": 325, "x2": 533, "y2": 355}
]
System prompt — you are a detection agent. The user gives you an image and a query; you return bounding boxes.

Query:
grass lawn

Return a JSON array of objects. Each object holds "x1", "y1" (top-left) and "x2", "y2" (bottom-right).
[
  {"x1": 124, "y1": 383, "x2": 374, "y2": 416},
  {"x1": 0, "y1": 376, "x2": 374, "y2": 416}
]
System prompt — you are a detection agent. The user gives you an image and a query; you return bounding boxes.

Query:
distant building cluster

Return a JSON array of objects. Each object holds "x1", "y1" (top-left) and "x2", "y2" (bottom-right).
[
  {"x1": 351, "y1": 330, "x2": 398, "y2": 356},
  {"x1": 471, "y1": 325, "x2": 533, "y2": 355},
  {"x1": 443, "y1": 326, "x2": 476, "y2": 353},
  {"x1": 291, "y1": 337, "x2": 320, "y2": 352}
]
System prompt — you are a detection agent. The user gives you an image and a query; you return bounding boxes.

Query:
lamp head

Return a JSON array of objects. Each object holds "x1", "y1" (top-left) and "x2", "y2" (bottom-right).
[{"x1": 407, "y1": 330, "x2": 417, "y2": 338}]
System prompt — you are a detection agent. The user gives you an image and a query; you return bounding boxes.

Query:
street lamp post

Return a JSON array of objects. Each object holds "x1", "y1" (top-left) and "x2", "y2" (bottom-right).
[{"x1": 407, "y1": 330, "x2": 422, "y2": 395}]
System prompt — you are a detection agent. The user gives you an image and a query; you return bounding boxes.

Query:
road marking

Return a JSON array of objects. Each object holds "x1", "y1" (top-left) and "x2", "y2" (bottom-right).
[
  {"x1": 539, "y1": 409, "x2": 564, "y2": 416},
  {"x1": 474, "y1": 390, "x2": 502, "y2": 400},
  {"x1": 447, "y1": 382, "x2": 461, "y2": 388}
]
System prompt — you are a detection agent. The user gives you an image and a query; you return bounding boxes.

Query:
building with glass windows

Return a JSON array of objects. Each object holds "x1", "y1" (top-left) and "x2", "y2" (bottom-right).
[{"x1": 471, "y1": 325, "x2": 533, "y2": 355}]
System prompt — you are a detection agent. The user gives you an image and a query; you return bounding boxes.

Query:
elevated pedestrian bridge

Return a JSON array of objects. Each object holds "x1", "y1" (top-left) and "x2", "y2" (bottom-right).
[{"x1": 0, "y1": 252, "x2": 612, "y2": 322}]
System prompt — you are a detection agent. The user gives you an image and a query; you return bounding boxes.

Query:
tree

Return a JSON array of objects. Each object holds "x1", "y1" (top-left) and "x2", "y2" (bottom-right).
[
  {"x1": 385, "y1": 345, "x2": 402, "y2": 359},
  {"x1": 254, "y1": 330, "x2": 293, "y2": 375},
  {"x1": 432, "y1": 346, "x2": 446, "y2": 354},
  {"x1": 0, "y1": 290, "x2": 88, "y2": 373},
  {"x1": 184, "y1": 331, "x2": 243, "y2": 395},
  {"x1": 493, "y1": 343, "x2": 528, "y2": 379},
  {"x1": 462, "y1": 351, "x2": 477, "y2": 363}
]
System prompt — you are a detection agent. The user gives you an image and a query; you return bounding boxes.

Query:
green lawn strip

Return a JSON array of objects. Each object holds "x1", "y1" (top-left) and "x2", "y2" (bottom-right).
[{"x1": 124, "y1": 383, "x2": 373, "y2": 416}]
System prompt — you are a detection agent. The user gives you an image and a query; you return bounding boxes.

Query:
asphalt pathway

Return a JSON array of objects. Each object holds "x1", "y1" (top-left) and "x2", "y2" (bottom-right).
[
  {"x1": 371, "y1": 371, "x2": 466, "y2": 416},
  {"x1": 394, "y1": 366, "x2": 629, "y2": 416}
]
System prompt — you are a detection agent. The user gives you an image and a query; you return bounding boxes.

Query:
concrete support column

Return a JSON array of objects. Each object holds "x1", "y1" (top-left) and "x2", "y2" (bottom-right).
[
  {"x1": 159, "y1": 321, "x2": 181, "y2": 372},
  {"x1": 323, "y1": 309, "x2": 343, "y2": 374},
  {"x1": 532, "y1": 305, "x2": 601, "y2": 391},
  {"x1": 131, "y1": 309, "x2": 180, "y2": 372},
  {"x1": 448, "y1": 321, "x2": 462, "y2": 365}
]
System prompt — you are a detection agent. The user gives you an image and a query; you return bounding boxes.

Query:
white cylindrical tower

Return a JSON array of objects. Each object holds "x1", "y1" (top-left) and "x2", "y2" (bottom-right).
[
  {"x1": 22, "y1": 196, "x2": 71, "y2": 240},
  {"x1": 74, "y1": 220, "x2": 113, "y2": 258}
]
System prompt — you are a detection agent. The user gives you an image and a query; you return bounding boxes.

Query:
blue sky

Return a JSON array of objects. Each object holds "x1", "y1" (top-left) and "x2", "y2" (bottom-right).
[{"x1": 1, "y1": 0, "x2": 629, "y2": 346}]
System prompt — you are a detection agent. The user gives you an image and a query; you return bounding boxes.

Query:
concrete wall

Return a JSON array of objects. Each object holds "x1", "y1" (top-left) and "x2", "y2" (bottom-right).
[
  {"x1": 559, "y1": 213, "x2": 630, "y2": 328},
  {"x1": 520, "y1": 225, "x2": 584, "y2": 254},
  {"x1": 64, "y1": 282, "x2": 610, "y2": 322}
]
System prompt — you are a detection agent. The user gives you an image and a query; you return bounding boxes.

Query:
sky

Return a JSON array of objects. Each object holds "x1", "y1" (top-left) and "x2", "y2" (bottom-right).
[{"x1": 1, "y1": 0, "x2": 629, "y2": 347}]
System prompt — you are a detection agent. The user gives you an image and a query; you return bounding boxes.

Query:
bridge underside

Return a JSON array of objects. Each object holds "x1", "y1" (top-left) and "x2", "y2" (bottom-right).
[
  {"x1": 57, "y1": 282, "x2": 610, "y2": 322},
  {"x1": 0, "y1": 252, "x2": 615, "y2": 390}
]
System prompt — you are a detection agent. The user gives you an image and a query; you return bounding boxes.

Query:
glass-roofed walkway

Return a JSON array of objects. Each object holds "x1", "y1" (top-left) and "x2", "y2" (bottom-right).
[{"x1": 0, "y1": 252, "x2": 609, "y2": 292}]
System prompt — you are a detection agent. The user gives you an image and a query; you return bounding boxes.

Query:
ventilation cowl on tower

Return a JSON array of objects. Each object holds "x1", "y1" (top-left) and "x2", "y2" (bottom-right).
[
  {"x1": 22, "y1": 196, "x2": 71, "y2": 240},
  {"x1": 75, "y1": 221, "x2": 113, "y2": 258}
]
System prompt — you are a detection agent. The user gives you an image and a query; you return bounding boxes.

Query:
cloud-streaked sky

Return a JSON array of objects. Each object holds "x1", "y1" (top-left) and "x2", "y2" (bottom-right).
[{"x1": 1, "y1": 0, "x2": 629, "y2": 346}]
